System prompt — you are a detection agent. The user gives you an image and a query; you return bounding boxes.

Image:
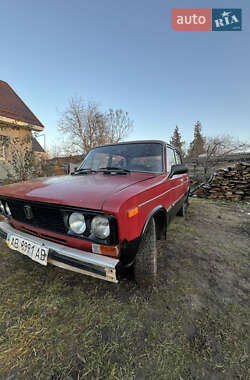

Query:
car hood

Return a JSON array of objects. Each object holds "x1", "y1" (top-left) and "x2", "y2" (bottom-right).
[{"x1": 0, "y1": 173, "x2": 156, "y2": 210}]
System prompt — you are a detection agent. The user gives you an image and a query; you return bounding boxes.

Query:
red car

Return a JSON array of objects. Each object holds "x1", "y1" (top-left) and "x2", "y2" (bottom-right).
[{"x1": 0, "y1": 141, "x2": 189, "y2": 286}]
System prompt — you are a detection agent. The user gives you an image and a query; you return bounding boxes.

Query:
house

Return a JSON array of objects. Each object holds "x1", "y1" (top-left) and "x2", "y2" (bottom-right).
[{"x1": 0, "y1": 80, "x2": 44, "y2": 179}]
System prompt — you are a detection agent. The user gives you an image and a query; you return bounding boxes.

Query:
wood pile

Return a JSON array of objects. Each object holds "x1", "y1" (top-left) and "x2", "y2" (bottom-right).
[{"x1": 194, "y1": 162, "x2": 250, "y2": 202}]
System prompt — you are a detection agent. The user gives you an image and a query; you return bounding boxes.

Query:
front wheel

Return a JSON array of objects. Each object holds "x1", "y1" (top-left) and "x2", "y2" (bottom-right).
[{"x1": 134, "y1": 217, "x2": 157, "y2": 287}]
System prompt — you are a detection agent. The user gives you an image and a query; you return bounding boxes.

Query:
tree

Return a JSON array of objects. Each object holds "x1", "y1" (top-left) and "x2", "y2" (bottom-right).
[
  {"x1": 170, "y1": 125, "x2": 185, "y2": 159},
  {"x1": 202, "y1": 134, "x2": 250, "y2": 175},
  {"x1": 188, "y1": 133, "x2": 250, "y2": 182},
  {"x1": 188, "y1": 121, "x2": 205, "y2": 158},
  {"x1": 47, "y1": 138, "x2": 67, "y2": 159},
  {"x1": 58, "y1": 96, "x2": 133, "y2": 155}
]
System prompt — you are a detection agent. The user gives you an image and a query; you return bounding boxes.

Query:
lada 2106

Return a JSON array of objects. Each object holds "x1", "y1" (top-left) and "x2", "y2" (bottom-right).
[{"x1": 0, "y1": 140, "x2": 189, "y2": 286}]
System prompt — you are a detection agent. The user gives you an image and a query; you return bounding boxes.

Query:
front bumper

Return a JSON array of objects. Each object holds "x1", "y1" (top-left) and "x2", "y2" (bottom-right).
[{"x1": 0, "y1": 221, "x2": 119, "y2": 283}]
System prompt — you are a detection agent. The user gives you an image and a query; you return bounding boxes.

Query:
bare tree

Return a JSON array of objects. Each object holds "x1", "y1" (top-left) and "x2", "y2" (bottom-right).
[
  {"x1": 184, "y1": 134, "x2": 250, "y2": 185},
  {"x1": 201, "y1": 135, "x2": 250, "y2": 175},
  {"x1": 58, "y1": 97, "x2": 133, "y2": 154},
  {"x1": 47, "y1": 137, "x2": 69, "y2": 159},
  {"x1": 47, "y1": 144, "x2": 63, "y2": 159},
  {"x1": 106, "y1": 109, "x2": 133, "y2": 144}
]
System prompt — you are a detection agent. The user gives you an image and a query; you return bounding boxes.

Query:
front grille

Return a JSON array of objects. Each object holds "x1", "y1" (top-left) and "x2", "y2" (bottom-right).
[
  {"x1": 0, "y1": 197, "x2": 118, "y2": 245},
  {"x1": 7, "y1": 199, "x2": 67, "y2": 235}
]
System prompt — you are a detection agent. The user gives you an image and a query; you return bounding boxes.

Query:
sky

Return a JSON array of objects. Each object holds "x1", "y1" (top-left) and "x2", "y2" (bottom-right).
[{"x1": 0, "y1": 0, "x2": 249, "y2": 151}]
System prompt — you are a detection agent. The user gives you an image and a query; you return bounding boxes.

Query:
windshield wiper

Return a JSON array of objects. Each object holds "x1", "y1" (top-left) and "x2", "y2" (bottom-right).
[
  {"x1": 98, "y1": 167, "x2": 130, "y2": 174},
  {"x1": 72, "y1": 168, "x2": 97, "y2": 175}
]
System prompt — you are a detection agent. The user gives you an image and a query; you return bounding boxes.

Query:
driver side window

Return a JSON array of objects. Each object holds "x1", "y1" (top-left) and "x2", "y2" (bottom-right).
[{"x1": 166, "y1": 147, "x2": 176, "y2": 174}]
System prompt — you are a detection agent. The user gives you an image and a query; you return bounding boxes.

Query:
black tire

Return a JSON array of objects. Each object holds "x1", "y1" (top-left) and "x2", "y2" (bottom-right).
[
  {"x1": 177, "y1": 197, "x2": 189, "y2": 217},
  {"x1": 134, "y1": 217, "x2": 157, "y2": 287}
]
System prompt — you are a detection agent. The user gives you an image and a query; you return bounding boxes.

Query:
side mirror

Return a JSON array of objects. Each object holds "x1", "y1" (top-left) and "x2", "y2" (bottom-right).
[{"x1": 169, "y1": 164, "x2": 188, "y2": 178}]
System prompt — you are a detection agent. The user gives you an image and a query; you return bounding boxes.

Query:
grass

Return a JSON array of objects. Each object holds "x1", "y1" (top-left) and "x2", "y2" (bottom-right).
[{"x1": 0, "y1": 198, "x2": 249, "y2": 379}]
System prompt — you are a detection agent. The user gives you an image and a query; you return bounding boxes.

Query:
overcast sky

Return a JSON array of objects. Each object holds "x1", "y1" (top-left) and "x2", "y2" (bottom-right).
[{"x1": 1, "y1": 0, "x2": 249, "y2": 150}]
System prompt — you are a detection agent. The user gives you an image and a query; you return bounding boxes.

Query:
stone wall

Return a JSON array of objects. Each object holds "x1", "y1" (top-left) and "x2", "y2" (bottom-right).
[{"x1": 0, "y1": 124, "x2": 32, "y2": 180}]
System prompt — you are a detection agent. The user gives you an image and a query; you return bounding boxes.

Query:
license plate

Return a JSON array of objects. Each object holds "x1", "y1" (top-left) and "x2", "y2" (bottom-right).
[{"x1": 6, "y1": 233, "x2": 48, "y2": 266}]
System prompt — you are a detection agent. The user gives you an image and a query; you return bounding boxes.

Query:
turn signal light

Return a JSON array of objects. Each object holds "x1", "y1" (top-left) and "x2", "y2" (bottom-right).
[
  {"x1": 92, "y1": 244, "x2": 119, "y2": 258},
  {"x1": 127, "y1": 207, "x2": 138, "y2": 218}
]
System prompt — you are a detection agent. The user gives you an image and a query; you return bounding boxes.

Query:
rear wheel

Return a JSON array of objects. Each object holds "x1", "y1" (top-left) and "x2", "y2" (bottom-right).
[
  {"x1": 177, "y1": 196, "x2": 189, "y2": 217},
  {"x1": 134, "y1": 217, "x2": 157, "y2": 287}
]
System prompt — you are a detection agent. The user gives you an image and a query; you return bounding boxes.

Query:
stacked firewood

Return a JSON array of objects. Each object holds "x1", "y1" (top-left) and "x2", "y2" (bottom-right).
[{"x1": 194, "y1": 162, "x2": 250, "y2": 202}]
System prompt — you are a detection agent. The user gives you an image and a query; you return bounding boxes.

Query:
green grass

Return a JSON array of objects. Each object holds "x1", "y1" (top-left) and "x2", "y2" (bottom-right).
[{"x1": 0, "y1": 199, "x2": 249, "y2": 379}]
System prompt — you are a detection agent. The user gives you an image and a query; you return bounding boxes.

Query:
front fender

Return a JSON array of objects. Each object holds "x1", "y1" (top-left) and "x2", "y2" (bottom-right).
[{"x1": 119, "y1": 205, "x2": 167, "y2": 267}]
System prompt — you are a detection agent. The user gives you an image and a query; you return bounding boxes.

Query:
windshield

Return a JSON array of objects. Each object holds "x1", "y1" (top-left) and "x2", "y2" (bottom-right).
[{"x1": 79, "y1": 143, "x2": 164, "y2": 173}]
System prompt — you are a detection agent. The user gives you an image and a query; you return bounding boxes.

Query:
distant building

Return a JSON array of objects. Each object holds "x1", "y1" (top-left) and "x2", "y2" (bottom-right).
[
  {"x1": 48, "y1": 154, "x2": 84, "y2": 175},
  {"x1": 32, "y1": 136, "x2": 47, "y2": 160}
]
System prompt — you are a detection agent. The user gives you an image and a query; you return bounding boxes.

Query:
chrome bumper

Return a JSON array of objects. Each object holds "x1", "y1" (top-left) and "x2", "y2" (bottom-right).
[{"x1": 0, "y1": 221, "x2": 119, "y2": 283}]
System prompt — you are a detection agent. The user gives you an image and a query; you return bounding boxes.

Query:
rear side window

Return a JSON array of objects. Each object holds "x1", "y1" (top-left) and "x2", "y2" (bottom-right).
[{"x1": 166, "y1": 147, "x2": 176, "y2": 173}]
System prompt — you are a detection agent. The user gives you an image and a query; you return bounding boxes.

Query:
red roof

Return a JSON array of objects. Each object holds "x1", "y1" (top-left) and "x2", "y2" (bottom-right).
[{"x1": 0, "y1": 80, "x2": 44, "y2": 129}]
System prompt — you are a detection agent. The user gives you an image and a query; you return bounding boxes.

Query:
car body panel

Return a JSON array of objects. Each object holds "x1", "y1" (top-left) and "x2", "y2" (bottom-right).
[{"x1": 0, "y1": 172, "x2": 156, "y2": 210}]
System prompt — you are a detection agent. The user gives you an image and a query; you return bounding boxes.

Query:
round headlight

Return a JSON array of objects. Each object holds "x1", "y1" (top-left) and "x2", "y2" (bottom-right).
[
  {"x1": 69, "y1": 213, "x2": 86, "y2": 234},
  {"x1": 5, "y1": 203, "x2": 11, "y2": 216},
  {"x1": 0, "y1": 201, "x2": 5, "y2": 214},
  {"x1": 91, "y1": 216, "x2": 110, "y2": 239}
]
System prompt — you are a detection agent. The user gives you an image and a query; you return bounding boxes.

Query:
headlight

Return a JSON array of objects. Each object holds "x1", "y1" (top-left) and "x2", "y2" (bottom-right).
[
  {"x1": 0, "y1": 201, "x2": 5, "y2": 214},
  {"x1": 5, "y1": 203, "x2": 11, "y2": 216},
  {"x1": 69, "y1": 212, "x2": 86, "y2": 234},
  {"x1": 91, "y1": 216, "x2": 110, "y2": 239}
]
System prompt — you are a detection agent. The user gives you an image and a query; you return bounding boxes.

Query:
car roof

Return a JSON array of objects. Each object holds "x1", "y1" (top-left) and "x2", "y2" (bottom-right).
[{"x1": 95, "y1": 140, "x2": 178, "y2": 152}]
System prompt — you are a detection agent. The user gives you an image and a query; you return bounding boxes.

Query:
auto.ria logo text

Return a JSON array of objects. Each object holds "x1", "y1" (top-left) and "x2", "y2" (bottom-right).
[{"x1": 171, "y1": 8, "x2": 242, "y2": 31}]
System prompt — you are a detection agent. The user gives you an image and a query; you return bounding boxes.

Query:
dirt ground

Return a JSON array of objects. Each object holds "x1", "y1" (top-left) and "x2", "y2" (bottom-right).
[{"x1": 0, "y1": 198, "x2": 249, "y2": 380}]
